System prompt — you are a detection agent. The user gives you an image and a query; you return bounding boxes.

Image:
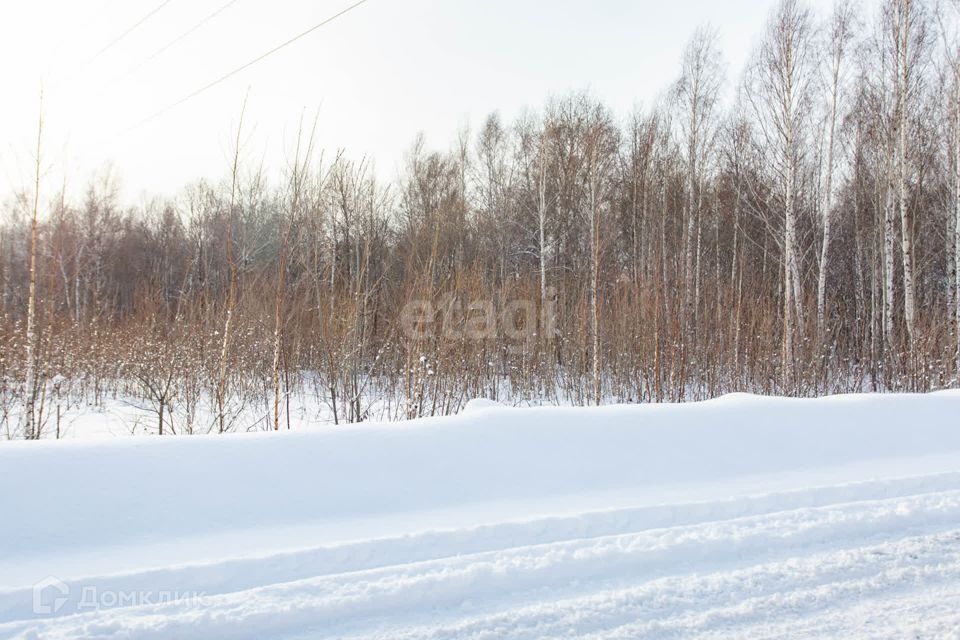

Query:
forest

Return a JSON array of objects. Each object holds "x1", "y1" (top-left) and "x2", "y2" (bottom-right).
[{"x1": 2, "y1": 0, "x2": 959, "y2": 438}]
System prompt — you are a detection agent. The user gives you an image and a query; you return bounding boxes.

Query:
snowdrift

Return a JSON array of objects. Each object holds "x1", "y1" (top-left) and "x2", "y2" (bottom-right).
[{"x1": 3, "y1": 392, "x2": 960, "y2": 563}]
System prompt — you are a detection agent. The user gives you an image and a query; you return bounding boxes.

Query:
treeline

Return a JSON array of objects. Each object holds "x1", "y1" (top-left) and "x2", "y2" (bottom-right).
[{"x1": 2, "y1": 0, "x2": 959, "y2": 437}]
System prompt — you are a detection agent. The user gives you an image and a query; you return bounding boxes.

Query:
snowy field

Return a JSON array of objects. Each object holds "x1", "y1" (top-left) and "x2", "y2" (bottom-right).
[{"x1": 2, "y1": 392, "x2": 960, "y2": 639}]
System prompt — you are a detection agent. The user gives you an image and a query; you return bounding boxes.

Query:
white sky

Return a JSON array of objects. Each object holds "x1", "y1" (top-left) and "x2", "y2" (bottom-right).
[{"x1": 0, "y1": 0, "x2": 836, "y2": 204}]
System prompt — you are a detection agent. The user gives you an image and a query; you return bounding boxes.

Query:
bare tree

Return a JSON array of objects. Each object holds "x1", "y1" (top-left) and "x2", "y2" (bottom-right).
[
  {"x1": 746, "y1": 0, "x2": 818, "y2": 387},
  {"x1": 274, "y1": 111, "x2": 319, "y2": 431},
  {"x1": 939, "y1": 0, "x2": 960, "y2": 371},
  {"x1": 886, "y1": 0, "x2": 930, "y2": 347},
  {"x1": 817, "y1": 1, "x2": 857, "y2": 336},
  {"x1": 676, "y1": 27, "x2": 724, "y2": 329},
  {"x1": 215, "y1": 97, "x2": 247, "y2": 434},
  {"x1": 583, "y1": 102, "x2": 619, "y2": 405},
  {"x1": 20, "y1": 91, "x2": 44, "y2": 440}
]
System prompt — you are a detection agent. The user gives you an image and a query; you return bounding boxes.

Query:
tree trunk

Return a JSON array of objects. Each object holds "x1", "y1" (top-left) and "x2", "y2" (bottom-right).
[
  {"x1": 216, "y1": 99, "x2": 246, "y2": 434},
  {"x1": 21, "y1": 99, "x2": 43, "y2": 440},
  {"x1": 954, "y1": 84, "x2": 960, "y2": 371},
  {"x1": 883, "y1": 181, "x2": 897, "y2": 351},
  {"x1": 589, "y1": 159, "x2": 602, "y2": 407},
  {"x1": 897, "y1": 0, "x2": 917, "y2": 347},
  {"x1": 817, "y1": 79, "x2": 840, "y2": 335},
  {"x1": 538, "y1": 138, "x2": 549, "y2": 312}
]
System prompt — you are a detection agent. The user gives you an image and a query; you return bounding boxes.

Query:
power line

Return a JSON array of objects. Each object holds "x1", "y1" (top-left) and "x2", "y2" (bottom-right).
[
  {"x1": 127, "y1": 0, "x2": 369, "y2": 132},
  {"x1": 118, "y1": 0, "x2": 242, "y2": 80},
  {"x1": 90, "y1": 0, "x2": 177, "y2": 64},
  {"x1": 48, "y1": 0, "x2": 117, "y2": 71},
  {"x1": 43, "y1": 0, "x2": 162, "y2": 90}
]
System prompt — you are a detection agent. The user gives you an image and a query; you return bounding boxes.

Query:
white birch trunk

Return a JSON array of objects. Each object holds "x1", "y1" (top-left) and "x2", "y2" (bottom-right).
[
  {"x1": 896, "y1": 0, "x2": 918, "y2": 346},
  {"x1": 589, "y1": 150, "x2": 602, "y2": 407},
  {"x1": 21, "y1": 104, "x2": 43, "y2": 440},
  {"x1": 817, "y1": 46, "x2": 842, "y2": 334},
  {"x1": 883, "y1": 179, "x2": 897, "y2": 350}
]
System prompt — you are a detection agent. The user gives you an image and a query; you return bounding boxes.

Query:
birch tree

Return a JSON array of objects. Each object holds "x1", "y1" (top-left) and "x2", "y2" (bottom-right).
[
  {"x1": 940, "y1": 0, "x2": 960, "y2": 370},
  {"x1": 886, "y1": 0, "x2": 929, "y2": 347},
  {"x1": 816, "y1": 1, "x2": 856, "y2": 335},
  {"x1": 215, "y1": 98, "x2": 246, "y2": 434},
  {"x1": 747, "y1": 0, "x2": 817, "y2": 386},
  {"x1": 20, "y1": 94, "x2": 43, "y2": 440},
  {"x1": 582, "y1": 101, "x2": 619, "y2": 405},
  {"x1": 676, "y1": 27, "x2": 724, "y2": 327}
]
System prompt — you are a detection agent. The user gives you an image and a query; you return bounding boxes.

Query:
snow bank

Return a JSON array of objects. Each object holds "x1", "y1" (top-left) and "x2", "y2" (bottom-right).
[{"x1": 2, "y1": 392, "x2": 959, "y2": 569}]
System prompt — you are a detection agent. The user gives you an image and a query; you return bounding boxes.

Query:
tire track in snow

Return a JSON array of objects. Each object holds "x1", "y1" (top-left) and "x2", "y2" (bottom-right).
[
  {"x1": 3, "y1": 469, "x2": 960, "y2": 625},
  {"x1": 362, "y1": 530, "x2": 960, "y2": 640},
  {"x1": 5, "y1": 487, "x2": 960, "y2": 640}
]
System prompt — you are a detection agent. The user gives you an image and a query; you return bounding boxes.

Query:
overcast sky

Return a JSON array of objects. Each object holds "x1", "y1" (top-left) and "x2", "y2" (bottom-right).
[{"x1": 1, "y1": 0, "x2": 837, "y2": 204}]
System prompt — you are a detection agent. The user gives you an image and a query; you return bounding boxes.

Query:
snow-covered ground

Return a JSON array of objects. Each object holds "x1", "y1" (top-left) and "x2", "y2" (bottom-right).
[{"x1": 2, "y1": 392, "x2": 960, "y2": 639}]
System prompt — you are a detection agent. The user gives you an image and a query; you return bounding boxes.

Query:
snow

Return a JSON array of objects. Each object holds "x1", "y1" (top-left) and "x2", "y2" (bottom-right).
[{"x1": 2, "y1": 392, "x2": 960, "y2": 639}]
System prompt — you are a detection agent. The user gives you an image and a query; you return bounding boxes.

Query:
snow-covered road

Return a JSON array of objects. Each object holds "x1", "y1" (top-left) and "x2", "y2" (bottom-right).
[{"x1": 2, "y1": 393, "x2": 960, "y2": 638}]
